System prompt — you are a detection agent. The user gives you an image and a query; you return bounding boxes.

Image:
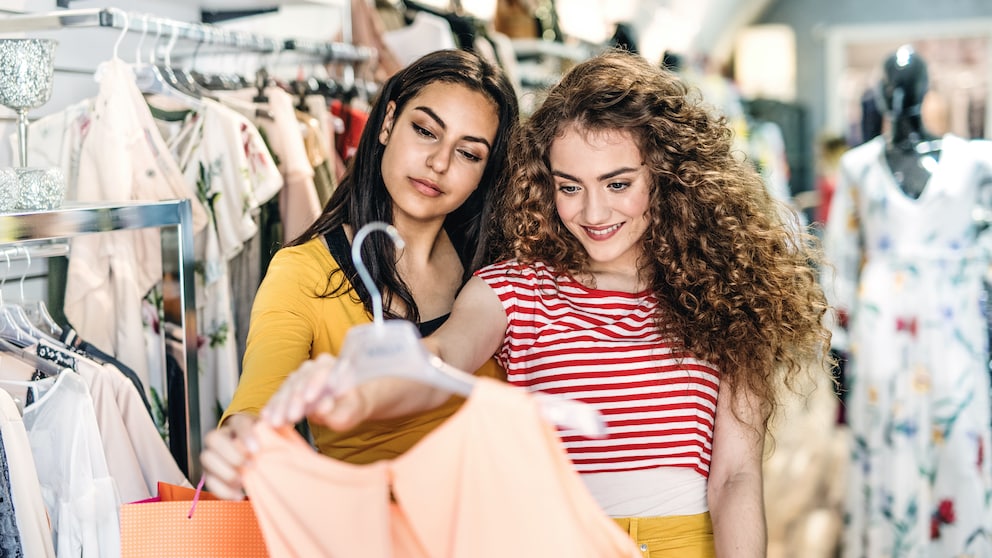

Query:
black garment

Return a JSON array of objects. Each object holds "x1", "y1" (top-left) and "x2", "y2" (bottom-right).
[{"x1": 165, "y1": 350, "x2": 188, "y2": 475}]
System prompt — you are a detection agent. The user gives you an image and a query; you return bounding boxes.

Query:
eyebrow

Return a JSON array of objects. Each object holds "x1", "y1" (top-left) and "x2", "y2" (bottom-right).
[
  {"x1": 552, "y1": 167, "x2": 641, "y2": 183},
  {"x1": 413, "y1": 106, "x2": 492, "y2": 150}
]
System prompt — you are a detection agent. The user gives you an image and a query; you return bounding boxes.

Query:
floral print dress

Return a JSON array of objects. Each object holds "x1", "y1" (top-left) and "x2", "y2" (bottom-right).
[
  {"x1": 823, "y1": 134, "x2": 992, "y2": 557},
  {"x1": 153, "y1": 98, "x2": 281, "y2": 442}
]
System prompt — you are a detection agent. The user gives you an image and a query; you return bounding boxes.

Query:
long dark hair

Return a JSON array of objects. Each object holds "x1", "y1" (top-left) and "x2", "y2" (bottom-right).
[{"x1": 287, "y1": 49, "x2": 519, "y2": 322}]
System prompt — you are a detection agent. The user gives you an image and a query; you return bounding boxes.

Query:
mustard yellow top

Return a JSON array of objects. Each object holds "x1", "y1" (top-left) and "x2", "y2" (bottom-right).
[{"x1": 221, "y1": 236, "x2": 504, "y2": 464}]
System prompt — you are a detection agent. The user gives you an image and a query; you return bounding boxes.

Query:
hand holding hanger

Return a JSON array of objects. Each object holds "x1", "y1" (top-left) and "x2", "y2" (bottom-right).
[{"x1": 262, "y1": 222, "x2": 606, "y2": 439}]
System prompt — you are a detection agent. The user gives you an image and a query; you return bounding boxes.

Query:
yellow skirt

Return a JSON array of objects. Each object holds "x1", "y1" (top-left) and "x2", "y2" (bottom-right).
[{"x1": 613, "y1": 512, "x2": 715, "y2": 558}]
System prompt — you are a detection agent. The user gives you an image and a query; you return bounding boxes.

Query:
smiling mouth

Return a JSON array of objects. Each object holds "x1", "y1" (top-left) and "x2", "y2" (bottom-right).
[{"x1": 584, "y1": 223, "x2": 623, "y2": 238}]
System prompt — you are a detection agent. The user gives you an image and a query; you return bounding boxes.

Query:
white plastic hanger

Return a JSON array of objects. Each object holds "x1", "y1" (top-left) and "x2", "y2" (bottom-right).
[
  {"x1": 131, "y1": 17, "x2": 204, "y2": 110},
  {"x1": 0, "y1": 249, "x2": 36, "y2": 347},
  {"x1": 15, "y1": 247, "x2": 62, "y2": 340},
  {"x1": 332, "y1": 222, "x2": 607, "y2": 439},
  {"x1": 5, "y1": 248, "x2": 61, "y2": 344}
]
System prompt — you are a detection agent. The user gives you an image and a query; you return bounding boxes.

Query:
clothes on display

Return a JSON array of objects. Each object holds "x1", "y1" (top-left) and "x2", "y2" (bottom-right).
[
  {"x1": 0, "y1": 329, "x2": 192, "y2": 556},
  {"x1": 822, "y1": 133, "x2": 992, "y2": 557},
  {"x1": 242, "y1": 378, "x2": 641, "y2": 558},
  {"x1": 0, "y1": 388, "x2": 55, "y2": 558},
  {"x1": 0, "y1": 8, "x2": 382, "y2": 555},
  {"x1": 24, "y1": 53, "x2": 364, "y2": 445}
]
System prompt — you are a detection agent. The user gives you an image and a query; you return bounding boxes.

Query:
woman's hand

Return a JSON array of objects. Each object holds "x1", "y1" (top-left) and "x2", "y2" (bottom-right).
[
  {"x1": 200, "y1": 413, "x2": 258, "y2": 500},
  {"x1": 262, "y1": 353, "x2": 371, "y2": 432}
]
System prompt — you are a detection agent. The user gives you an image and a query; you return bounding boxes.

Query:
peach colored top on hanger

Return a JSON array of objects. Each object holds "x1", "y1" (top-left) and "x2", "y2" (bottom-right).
[{"x1": 241, "y1": 377, "x2": 641, "y2": 558}]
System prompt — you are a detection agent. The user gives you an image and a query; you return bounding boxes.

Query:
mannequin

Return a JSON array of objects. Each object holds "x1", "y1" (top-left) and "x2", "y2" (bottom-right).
[{"x1": 876, "y1": 44, "x2": 941, "y2": 199}]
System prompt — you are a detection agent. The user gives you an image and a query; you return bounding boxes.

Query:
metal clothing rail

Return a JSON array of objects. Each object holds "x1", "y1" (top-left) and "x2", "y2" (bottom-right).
[
  {"x1": 0, "y1": 240, "x2": 68, "y2": 262},
  {"x1": 0, "y1": 7, "x2": 375, "y2": 63}
]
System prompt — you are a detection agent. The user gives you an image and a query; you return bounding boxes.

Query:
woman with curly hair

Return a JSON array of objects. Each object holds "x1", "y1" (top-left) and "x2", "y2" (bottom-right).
[{"x1": 263, "y1": 50, "x2": 831, "y2": 556}]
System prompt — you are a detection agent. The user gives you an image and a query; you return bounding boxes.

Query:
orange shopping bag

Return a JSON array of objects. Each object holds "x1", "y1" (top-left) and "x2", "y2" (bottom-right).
[{"x1": 120, "y1": 479, "x2": 269, "y2": 558}]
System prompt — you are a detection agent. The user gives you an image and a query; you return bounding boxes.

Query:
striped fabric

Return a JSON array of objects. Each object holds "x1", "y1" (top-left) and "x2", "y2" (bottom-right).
[{"x1": 476, "y1": 260, "x2": 720, "y2": 476}]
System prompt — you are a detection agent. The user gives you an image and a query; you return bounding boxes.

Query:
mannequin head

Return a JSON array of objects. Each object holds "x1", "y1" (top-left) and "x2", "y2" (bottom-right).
[{"x1": 876, "y1": 44, "x2": 929, "y2": 118}]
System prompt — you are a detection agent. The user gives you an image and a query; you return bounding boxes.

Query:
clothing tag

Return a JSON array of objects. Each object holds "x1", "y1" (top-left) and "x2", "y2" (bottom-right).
[{"x1": 36, "y1": 343, "x2": 77, "y2": 371}]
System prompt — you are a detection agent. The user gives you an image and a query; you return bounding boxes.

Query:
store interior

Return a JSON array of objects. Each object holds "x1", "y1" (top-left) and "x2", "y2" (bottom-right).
[{"x1": 0, "y1": 1, "x2": 991, "y2": 557}]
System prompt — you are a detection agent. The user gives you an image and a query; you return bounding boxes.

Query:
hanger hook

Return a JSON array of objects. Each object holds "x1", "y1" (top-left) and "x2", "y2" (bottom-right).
[
  {"x1": 17, "y1": 246, "x2": 29, "y2": 302},
  {"x1": 111, "y1": 8, "x2": 130, "y2": 61},
  {"x1": 152, "y1": 19, "x2": 164, "y2": 65},
  {"x1": 190, "y1": 26, "x2": 204, "y2": 70},
  {"x1": 0, "y1": 248, "x2": 10, "y2": 305},
  {"x1": 164, "y1": 24, "x2": 179, "y2": 68},
  {"x1": 135, "y1": 13, "x2": 149, "y2": 65},
  {"x1": 351, "y1": 222, "x2": 404, "y2": 325}
]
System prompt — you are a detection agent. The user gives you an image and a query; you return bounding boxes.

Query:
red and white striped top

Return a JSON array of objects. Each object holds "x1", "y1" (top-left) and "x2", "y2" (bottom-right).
[{"x1": 476, "y1": 260, "x2": 720, "y2": 477}]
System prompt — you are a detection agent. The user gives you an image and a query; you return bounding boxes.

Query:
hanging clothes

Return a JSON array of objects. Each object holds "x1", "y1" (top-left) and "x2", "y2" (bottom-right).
[
  {"x1": 382, "y1": 10, "x2": 457, "y2": 68},
  {"x1": 822, "y1": 134, "x2": 992, "y2": 557},
  {"x1": 214, "y1": 86, "x2": 323, "y2": 243},
  {"x1": 302, "y1": 94, "x2": 340, "y2": 205},
  {"x1": 148, "y1": 94, "x2": 281, "y2": 442},
  {"x1": 22, "y1": 57, "x2": 210, "y2": 399},
  {"x1": 18, "y1": 370, "x2": 121, "y2": 558},
  {"x1": 5, "y1": 334, "x2": 189, "y2": 504},
  {"x1": 241, "y1": 378, "x2": 642, "y2": 558},
  {"x1": 0, "y1": 387, "x2": 55, "y2": 558},
  {"x1": 330, "y1": 99, "x2": 369, "y2": 163},
  {"x1": 350, "y1": 0, "x2": 404, "y2": 80}
]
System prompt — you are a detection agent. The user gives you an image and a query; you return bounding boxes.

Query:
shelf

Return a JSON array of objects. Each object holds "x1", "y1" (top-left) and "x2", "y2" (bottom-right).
[{"x1": 0, "y1": 200, "x2": 193, "y2": 242}]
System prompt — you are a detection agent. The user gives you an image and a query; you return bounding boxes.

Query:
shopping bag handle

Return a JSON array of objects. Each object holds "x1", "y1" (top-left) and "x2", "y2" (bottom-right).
[{"x1": 188, "y1": 476, "x2": 206, "y2": 519}]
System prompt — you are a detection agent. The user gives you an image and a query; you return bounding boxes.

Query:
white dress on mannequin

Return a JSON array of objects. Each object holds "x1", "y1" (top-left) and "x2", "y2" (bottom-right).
[{"x1": 822, "y1": 134, "x2": 992, "y2": 557}]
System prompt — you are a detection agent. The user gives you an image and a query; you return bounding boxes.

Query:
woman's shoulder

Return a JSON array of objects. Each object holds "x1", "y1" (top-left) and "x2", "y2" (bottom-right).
[
  {"x1": 269, "y1": 236, "x2": 341, "y2": 275},
  {"x1": 479, "y1": 258, "x2": 536, "y2": 274}
]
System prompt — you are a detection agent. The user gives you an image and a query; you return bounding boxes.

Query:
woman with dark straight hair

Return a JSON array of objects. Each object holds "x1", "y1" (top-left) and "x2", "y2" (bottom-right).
[{"x1": 201, "y1": 49, "x2": 519, "y2": 501}]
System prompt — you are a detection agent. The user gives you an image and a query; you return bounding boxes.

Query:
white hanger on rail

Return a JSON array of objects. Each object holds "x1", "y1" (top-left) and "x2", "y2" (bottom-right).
[
  {"x1": 130, "y1": 16, "x2": 204, "y2": 110},
  {"x1": 332, "y1": 222, "x2": 607, "y2": 439},
  {"x1": 16, "y1": 247, "x2": 62, "y2": 339},
  {"x1": 0, "y1": 249, "x2": 37, "y2": 347}
]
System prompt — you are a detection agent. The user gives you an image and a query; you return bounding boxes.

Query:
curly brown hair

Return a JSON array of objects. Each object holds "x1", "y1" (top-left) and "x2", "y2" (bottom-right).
[{"x1": 501, "y1": 50, "x2": 831, "y2": 421}]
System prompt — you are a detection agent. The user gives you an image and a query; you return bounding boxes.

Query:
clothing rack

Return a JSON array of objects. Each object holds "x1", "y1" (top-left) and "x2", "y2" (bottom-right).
[
  {"x1": 0, "y1": 7, "x2": 375, "y2": 63},
  {"x1": 0, "y1": 241, "x2": 69, "y2": 262},
  {"x1": 0, "y1": 200, "x2": 200, "y2": 478}
]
